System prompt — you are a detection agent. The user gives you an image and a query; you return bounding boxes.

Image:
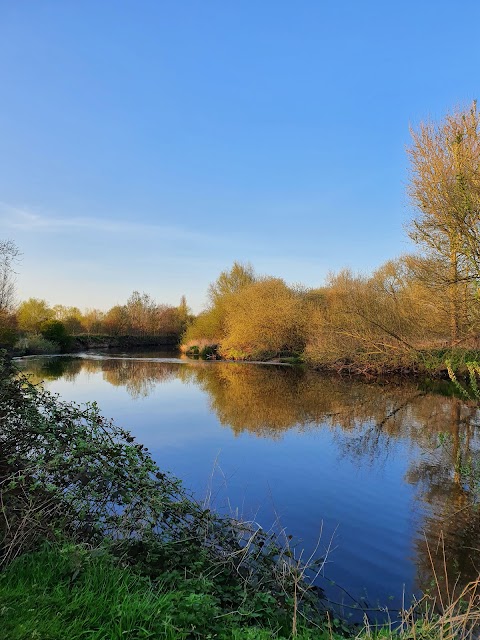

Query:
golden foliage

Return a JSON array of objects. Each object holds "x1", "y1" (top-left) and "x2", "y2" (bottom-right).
[{"x1": 220, "y1": 278, "x2": 308, "y2": 359}]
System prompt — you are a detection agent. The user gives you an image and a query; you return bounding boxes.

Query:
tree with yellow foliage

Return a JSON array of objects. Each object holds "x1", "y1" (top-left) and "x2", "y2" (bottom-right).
[
  {"x1": 220, "y1": 278, "x2": 307, "y2": 360},
  {"x1": 407, "y1": 101, "x2": 480, "y2": 343}
]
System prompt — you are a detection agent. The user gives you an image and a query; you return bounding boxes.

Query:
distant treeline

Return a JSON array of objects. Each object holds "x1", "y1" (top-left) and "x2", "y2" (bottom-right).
[{"x1": 0, "y1": 291, "x2": 192, "y2": 354}]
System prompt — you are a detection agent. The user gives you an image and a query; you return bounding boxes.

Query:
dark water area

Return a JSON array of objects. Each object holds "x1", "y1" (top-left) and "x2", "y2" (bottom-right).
[{"x1": 16, "y1": 351, "x2": 480, "y2": 621}]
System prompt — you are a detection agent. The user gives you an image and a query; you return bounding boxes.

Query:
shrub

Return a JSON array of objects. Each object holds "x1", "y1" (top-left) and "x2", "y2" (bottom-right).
[
  {"x1": 0, "y1": 311, "x2": 17, "y2": 347},
  {"x1": 200, "y1": 345, "x2": 218, "y2": 359},
  {"x1": 14, "y1": 334, "x2": 58, "y2": 355},
  {"x1": 40, "y1": 320, "x2": 73, "y2": 352}
]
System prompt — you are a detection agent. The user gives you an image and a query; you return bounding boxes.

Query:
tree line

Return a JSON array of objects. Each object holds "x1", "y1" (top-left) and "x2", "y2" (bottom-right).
[
  {"x1": 2, "y1": 101, "x2": 480, "y2": 367},
  {"x1": 0, "y1": 282, "x2": 192, "y2": 353},
  {"x1": 184, "y1": 102, "x2": 480, "y2": 370}
]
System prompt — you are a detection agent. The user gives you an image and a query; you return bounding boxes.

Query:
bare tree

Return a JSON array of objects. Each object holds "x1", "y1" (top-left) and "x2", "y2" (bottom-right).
[{"x1": 0, "y1": 240, "x2": 21, "y2": 312}]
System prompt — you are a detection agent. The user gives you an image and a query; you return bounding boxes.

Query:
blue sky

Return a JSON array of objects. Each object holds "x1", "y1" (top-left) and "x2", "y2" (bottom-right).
[{"x1": 1, "y1": 1, "x2": 479, "y2": 312}]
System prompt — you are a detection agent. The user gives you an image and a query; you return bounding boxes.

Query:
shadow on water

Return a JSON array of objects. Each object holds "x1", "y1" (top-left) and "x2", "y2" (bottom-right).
[{"x1": 17, "y1": 353, "x2": 480, "y2": 615}]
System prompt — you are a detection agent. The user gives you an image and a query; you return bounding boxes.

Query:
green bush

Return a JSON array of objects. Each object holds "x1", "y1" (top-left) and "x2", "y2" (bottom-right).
[
  {"x1": 200, "y1": 344, "x2": 218, "y2": 359},
  {"x1": 14, "y1": 334, "x2": 58, "y2": 355},
  {"x1": 40, "y1": 320, "x2": 73, "y2": 352},
  {"x1": 0, "y1": 543, "x2": 348, "y2": 640},
  {"x1": 0, "y1": 312, "x2": 17, "y2": 348}
]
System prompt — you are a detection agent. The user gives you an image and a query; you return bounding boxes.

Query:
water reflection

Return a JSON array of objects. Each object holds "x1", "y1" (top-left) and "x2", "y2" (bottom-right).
[{"x1": 17, "y1": 355, "x2": 480, "y2": 603}]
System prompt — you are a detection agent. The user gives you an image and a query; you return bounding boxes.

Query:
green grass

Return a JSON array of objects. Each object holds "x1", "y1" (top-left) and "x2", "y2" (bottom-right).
[
  {"x1": 1, "y1": 544, "x2": 185, "y2": 640},
  {"x1": 0, "y1": 544, "x2": 342, "y2": 640},
  {"x1": 7, "y1": 544, "x2": 473, "y2": 640}
]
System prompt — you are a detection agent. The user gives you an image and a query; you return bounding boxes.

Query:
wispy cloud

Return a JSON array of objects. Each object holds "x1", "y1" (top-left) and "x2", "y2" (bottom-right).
[{"x1": 0, "y1": 202, "x2": 216, "y2": 244}]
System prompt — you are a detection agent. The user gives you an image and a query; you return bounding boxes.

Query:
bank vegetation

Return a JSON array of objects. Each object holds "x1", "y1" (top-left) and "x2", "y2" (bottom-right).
[{"x1": 184, "y1": 103, "x2": 480, "y2": 374}]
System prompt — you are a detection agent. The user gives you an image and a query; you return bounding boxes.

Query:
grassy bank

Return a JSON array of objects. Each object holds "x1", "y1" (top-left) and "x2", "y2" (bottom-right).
[
  {"x1": 1, "y1": 353, "x2": 479, "y2": 639},
  {"x1": 1, "y1": 543, "x2": 315, "y2": 640},
  {"x1": 0, "y1": 353, "x2": 332, "y2": 638}
]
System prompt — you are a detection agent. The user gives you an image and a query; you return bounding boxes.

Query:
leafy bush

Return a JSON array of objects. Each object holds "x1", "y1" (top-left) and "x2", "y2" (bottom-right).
[
  {"x1": 14, "y1": 333, "x2": 58, "y2": 355},
  {"x1": 0, "y1": 311, "x2": 17, "y2": 348},
  {"x1": 40, "y1": 319, "x2": 73, "y2": 352},
  {"x1": 200, "y1": 344, "x2": 218, "y2": 359},
  {"x1": 0, "y1": 543, "x2": 347, "y2": 640}
]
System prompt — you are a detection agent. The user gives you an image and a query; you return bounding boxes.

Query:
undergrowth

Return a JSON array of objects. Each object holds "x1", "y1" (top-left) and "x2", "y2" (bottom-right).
[
  {"x1": 1, "y1": 542, "x2": 325, "y2": 640},
  {"x1": 0, "y1": 353, "x2": 330, "y2": 637},
  {"x1": 1, "y1": 351, "x2": 480, "y2": 639}
]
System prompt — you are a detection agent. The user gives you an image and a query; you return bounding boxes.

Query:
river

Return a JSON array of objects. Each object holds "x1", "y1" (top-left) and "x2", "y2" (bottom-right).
[{"x1": 16, "y1": 351, "x2": 480, "y2": 621}]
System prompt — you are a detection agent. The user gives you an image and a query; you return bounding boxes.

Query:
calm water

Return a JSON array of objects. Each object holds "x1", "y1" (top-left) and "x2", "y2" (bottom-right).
[{"x1": 17, "y1": 352, "x2": 480, "y2": 619}]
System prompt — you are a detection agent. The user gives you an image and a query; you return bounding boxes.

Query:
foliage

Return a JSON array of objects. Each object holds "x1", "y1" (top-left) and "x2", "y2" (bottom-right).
[
  {"x1": 13, "y1": 333, "x2": 58, "y2": 355},
  {"x1": 207, "y1": 261, "x2": 257, "y2": 307},
  {"x1": 52, "y1": 304, "x2": 84, "y2": 334},
  {"x1": 180, "y1": 105, "x2": 480, "y2": 371},
  {"x1": 177, "y1": 294, "x2": 193, "y2": 333},
  {"x1": 183, "y1": 308, "x2": 225, "y2": 343},
  {"x1": 82, "y1": 307, "x2": 106, "y2": 334},
  {"x1": 408, "y1": 101, "x2": 480, "y2": 277},
  {"x1": 407, "y1": 101, "x2": 480, "y2": 342},
  {"x1": 40, "y1": 319, "x2": 73, "y2": 352},
  {"x1": 185, "y1": 263, "x2": 257, "y2": 346},
  {"x1": 16, "y1": 297, "x2": 54, "y2": 333},
  {"x1": 12, "y1": 291, "x2": 190, "y2": 342},
  {"x1": 0, "y1": 356, "x2": 328, "y2": 635},
  {"x1": 0, "y1": 543, "x2": 248, "y2": 640},
  {"x1": 220, "y1": 278, "x2": 308, "y2": 360},
  {"x1": 0, "y1": 542, "x2": 351, "y2": 640},
  {"x1": 446, "y1": 359, "x2": 480, "y2": 401},
  {"x1": 1, "y1": 542, "x2": 479, "y2": 640},
  {"x1": 0, "y1": 310, "x2": 17, "y2": 347}
]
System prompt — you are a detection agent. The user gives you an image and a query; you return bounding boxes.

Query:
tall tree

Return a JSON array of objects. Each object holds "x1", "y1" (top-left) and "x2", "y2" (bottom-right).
[
  {"x1": 207, "y1": 262, "x2": 256, "y2": 306},
  {"x1": 0, "y1": 240, "x2": 21, "y2": 312},
  {"x1": 407, "y1": 101, "x2": 480, "y2": 343}
]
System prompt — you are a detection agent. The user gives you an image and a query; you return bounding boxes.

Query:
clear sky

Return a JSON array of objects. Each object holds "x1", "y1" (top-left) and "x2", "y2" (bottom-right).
[{"x1": 1, "y1": 1, "x2": 479, "y2": 312}]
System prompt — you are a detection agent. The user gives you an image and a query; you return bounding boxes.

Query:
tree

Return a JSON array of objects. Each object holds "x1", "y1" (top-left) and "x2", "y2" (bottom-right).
[
  {"x1": 407, "y1": 101, "x2": 480, "y2": 342},
  {"x1": 104, "y1": 305, "x2": 129, "y2": 336},
  {"x1": 17, "y1": 298, "x2": 53, "y2": 333},
  {"x1": 125, "y1": 291, "x2": 157, "y2": 335},
  {"x1": 0, "y1": 240, "x2": 21, "y2": 312},
  {"x1": 176, "y1": 295, "x2": 192, "y2": 333},
  {"x1": 207, "y1": 262, "x2": 256, "y2": 306},
  {"x1": 184, "y1": 263, "x2": 257, "y2": 346},
  {"x1": 220, "y1": 277, "x2": 307, "y2": 359},
  {"x1": 53, "y1": 305, "x2": 84, "y2": 334},
  {"x1": 82, "y1": 308, "x2": 105, "y2": 335}
]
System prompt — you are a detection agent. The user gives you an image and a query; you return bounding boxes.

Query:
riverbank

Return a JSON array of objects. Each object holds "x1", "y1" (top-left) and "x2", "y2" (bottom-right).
[
  {"x1": 8, "y1": 333, "x2": 180, "y2": 357},
  {"x1": 72, "y1": 333, "x2": 179, "y2": 351},
  {"x1": 183, "y1": 340, "x2": 480, "y2": 380},
  {"x1": 1, "y1": 354, "x2": 479, "y2": 639},
  {"x1": 0, "y1": 354, "x2": 333, "y2": 638}
]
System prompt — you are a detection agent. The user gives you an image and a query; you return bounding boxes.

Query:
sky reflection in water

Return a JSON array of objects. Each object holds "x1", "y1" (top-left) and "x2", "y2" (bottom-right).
[{"x1": 18, "y1": 353, "x2": 480, "y2": 619}]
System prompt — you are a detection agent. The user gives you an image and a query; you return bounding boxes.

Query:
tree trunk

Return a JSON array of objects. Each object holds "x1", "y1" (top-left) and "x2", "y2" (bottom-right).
[{"x1": 450, "y1": 249, "x2": 459, "y2": 344}]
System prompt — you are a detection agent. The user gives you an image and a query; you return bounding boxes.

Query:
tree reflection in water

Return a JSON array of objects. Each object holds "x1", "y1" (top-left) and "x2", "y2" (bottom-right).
[{"x1": 18, "y1": 355, "x2": 480, "y2": 602}]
